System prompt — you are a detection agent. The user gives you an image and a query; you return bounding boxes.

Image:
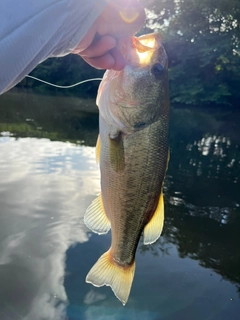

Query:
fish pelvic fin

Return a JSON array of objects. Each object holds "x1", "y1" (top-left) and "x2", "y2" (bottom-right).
[
  {"x1": 84, "y1": 194, "x2": 111, "y2": 234},
  {"x1": 96, "y1": 134, "x2": 100, "y2": 164},
  {"x1": 143, "y1": 191, "x2": 164, "y2": 245},
  {"x1": 86, "y1": 250, "x2": 135, "y2": 306}
]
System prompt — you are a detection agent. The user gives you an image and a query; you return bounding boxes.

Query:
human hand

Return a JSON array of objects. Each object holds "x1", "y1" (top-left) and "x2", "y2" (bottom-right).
[{"x1": 72, "y1": 0, "x2": 145, "y2": 70}]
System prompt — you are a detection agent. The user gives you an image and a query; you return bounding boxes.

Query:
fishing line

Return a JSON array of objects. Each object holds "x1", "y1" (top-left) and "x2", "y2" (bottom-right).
[{"x1": 25, "y1": 75, "x2": 102, "y2": 89}]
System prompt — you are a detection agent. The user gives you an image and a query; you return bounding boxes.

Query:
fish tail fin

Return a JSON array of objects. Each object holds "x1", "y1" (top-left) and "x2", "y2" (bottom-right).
[{"x1": 86, "y1": 250, "x2": 135, "y2": 305}]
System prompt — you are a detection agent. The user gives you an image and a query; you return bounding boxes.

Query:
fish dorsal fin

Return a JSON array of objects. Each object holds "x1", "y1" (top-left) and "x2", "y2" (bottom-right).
[
  {"x1": 96, "y1": 135, "x2": 100, "y2": 163},
  {"x1": 143, "y1": 192, "x2": 164, "y2": 245},
  {"x1": 86, "y1": 250, "x2": 135, "y2": 305},
  {"x1": 84, "y1": 194, "x2": 111, "y2": 234}
]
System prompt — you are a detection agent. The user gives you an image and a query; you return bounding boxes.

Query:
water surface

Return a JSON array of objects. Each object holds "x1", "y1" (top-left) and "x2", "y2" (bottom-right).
[{"x1": 0, "y1": 89, "x2": 239, "y2": 320}]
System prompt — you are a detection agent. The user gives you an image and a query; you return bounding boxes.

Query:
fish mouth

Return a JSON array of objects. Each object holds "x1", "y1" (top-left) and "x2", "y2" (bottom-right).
[
  {"x1": 119, "y1": 33, "x2": 162, "y2": 68},
  {"x1": 133, "y1": 33, "x2": 162, "y2": 52},
  {"x1": 132, "y1": 33, "x2": 162, "y2": 66}
]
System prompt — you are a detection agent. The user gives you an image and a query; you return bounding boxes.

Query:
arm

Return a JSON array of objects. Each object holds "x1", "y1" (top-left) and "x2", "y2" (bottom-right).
[
  {"x1": 0, "y1": 0, "x2": 145, "y2": 95},
  {"x1": 0, "y1": 0, "x2": 108, "y2": 94}
]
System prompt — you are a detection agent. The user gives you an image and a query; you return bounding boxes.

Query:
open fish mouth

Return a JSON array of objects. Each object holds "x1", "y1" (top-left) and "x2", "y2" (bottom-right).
[
  {"x1": 119, "y1": 33, "x2": 162, "y2": 68},
  {"x1": 132, "y1": 33, "x2": 162, "y2": 66},
  {"x1": 133, "y1": 33, "x2": 162, "y2": 52}
]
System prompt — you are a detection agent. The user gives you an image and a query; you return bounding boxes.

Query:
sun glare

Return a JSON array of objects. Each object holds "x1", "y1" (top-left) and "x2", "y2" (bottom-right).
[{"x1": 132, "y1": 34, "x2": 161, "y2": 66}]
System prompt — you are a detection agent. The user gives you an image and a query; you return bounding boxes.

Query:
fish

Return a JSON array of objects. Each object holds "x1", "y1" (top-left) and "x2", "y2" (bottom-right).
[{"x1": 84, "y1": 33, "x2": 170, "y2": 305}]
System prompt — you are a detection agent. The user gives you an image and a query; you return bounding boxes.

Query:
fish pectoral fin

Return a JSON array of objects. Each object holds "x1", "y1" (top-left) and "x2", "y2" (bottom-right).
[
  {"x1": 86, "y1": 250, "x2": 135, "y2": 306},
  {"x1": 96, "y1": 134, "x2": 100, "y2": 164},
  {"x1": 84, "y1": 194, "x2": 111, "y2": 234},
  {"x1": 109, "y1": 133, "x2": 125, "y2": 172},
  {"x1": 143, "y1": 192, "x2": 164, "y2": 245}
]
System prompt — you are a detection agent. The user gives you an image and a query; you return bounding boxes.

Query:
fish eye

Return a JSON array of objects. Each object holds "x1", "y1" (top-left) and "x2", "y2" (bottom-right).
[{"x1": 151, "y1": 63, "x2": 164, "y2": 79}]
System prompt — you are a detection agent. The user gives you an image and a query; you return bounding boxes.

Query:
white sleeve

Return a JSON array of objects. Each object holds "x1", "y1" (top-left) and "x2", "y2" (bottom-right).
[{"x1": 0, "y1": 0, "x2": 108, "y2": 94}]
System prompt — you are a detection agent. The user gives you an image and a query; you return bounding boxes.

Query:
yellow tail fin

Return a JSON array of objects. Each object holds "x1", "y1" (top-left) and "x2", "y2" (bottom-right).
[{"x1": 86, "y1": 250, "x2": 135, "y2": 305}]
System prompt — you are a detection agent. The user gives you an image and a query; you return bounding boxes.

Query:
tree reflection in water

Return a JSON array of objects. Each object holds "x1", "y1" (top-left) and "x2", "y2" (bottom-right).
[
  {"x1": 0, "y1": 90, "x2": 240, "y2": 305},
  {"x1": 140, "y1": 108, "x2": 240, "y2": 296}
]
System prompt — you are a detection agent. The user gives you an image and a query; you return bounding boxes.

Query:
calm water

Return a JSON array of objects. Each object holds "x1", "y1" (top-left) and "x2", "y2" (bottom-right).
[{"x1": 0, "y1": 89, "x2": 240, "y2": 320}]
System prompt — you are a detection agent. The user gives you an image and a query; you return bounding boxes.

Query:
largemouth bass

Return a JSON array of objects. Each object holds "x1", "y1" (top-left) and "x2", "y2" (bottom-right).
[{"x1": 84, "y1": 33, "x2": 170, "y2": 305}]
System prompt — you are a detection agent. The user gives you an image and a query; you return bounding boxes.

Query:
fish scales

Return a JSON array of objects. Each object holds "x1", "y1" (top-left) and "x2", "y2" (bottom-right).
[
  {"x1": 100, "y1": 116, "x2": 169, "y2": 266},
  {"x1": 84, "y1": 33, "x2": 170, "y2": 305}
]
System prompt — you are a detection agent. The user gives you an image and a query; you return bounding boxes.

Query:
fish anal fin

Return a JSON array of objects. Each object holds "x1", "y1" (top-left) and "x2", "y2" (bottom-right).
[
  {"x1": 143, "y1": 192, "x2": 164, "y2": 245},
  {"x1": 96, "y1": 135, "x2": 100, "y2": 164},
  {"x1": 86, "y1": 250, "x2": 135, "y2": 305},
  {"x1": 84, "y1": 194, "x2": 110, "y2": 234}
]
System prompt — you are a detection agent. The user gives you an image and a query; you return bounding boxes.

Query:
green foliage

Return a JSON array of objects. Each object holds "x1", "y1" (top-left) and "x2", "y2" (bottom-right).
[
  {"x1": 142, "y1": 0, "x2": 240, "y2": 107},
  {"x1": 18, "y1": 0, "x2": 240, "y2": 107}
]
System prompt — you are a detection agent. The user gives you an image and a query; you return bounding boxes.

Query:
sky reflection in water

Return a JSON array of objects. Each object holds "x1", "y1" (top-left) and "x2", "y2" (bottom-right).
[
  {"x1": 0, "y1": 91, "x2": 240, "y2": 319},
  {"x1": 0, "y1": 137, "x2": 98, "y2": 319}
]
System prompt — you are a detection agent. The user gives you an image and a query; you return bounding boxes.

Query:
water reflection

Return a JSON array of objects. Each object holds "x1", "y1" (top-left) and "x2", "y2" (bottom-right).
[
  {"x1": 164, "y1": 113, "x2": 240, "y2": 298},
  {"x1": 0, "y1": 89, "x2": 99, "y2": 145},
  {"x1": 0, "y1": 137, "x2": 99, "y2": 319},
  {"x1": 0, "y1": 91, "x2": 240, "y2": 319}
]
